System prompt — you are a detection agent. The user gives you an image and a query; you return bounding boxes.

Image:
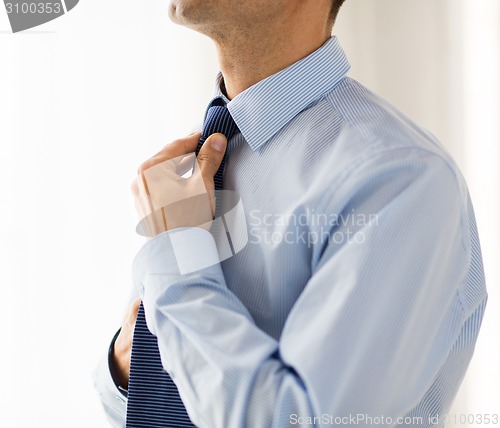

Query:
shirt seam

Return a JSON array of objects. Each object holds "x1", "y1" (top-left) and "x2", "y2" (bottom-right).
[
  {"x1": 315, "y1": 145, "x2": 471, "y2": 313},
  {"x1": 399, "y1": 295, "x2": 485, "y2": 420}
]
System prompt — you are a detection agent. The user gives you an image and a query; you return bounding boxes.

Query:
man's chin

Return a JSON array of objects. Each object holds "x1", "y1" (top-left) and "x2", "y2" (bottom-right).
[
  {"x1": 167, "y1": 1, "x2": 183, "y2": 24},
  {"x1": 168, "y1": 0, "x2": 199, "y2": 26},
  {"x1": 167, "y1": 0, "x2": 224, "y2": 36}
]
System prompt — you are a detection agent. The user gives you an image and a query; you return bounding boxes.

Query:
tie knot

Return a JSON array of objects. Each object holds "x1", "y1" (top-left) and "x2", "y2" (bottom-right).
[{"x1": 201, "y1": 98, "x2": 239, "y2": 142}]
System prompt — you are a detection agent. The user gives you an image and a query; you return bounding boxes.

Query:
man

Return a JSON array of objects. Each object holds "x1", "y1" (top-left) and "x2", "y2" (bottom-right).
[{"x1": 94, "y1": 0, "x2": 487, "y2": 427}]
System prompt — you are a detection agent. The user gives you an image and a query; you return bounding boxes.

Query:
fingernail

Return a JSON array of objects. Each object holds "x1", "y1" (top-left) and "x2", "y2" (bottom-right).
[{"x1": 211, "y1": 134, "x2": 226, "y2": 152}]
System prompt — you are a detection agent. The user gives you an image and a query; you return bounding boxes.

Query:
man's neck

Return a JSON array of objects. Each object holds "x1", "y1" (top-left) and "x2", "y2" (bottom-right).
[{"x1": 213, "y1": 20, "x2": 332, "y2": 99}]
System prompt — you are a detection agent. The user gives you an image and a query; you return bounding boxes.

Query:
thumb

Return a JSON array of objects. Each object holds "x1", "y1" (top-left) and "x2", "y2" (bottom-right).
[{"x1": 197, "y1": 133, "x2": 227, "y2": 188}]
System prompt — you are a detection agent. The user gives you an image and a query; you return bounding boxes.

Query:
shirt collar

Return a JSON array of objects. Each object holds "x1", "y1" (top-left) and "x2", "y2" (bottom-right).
[{"x1": 212, "y1": 36, "x2": 350, "y2": 151}]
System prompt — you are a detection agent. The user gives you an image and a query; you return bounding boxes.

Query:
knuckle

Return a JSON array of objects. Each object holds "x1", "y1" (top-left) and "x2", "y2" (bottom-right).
[
  {"x1": 138, "y1": 155, "x2": 161, "y2": 175},
  {"x1": 165, "y1": 139, "x2": 181, "y2": 150},
  {"x1": 197, "y1": 153, "x2": 218, "y2": 170},
  {"x1": 131, "y1": 298, "x2": 141, "y2": 313},
  {"x1": 137, "y1": 161, "x2": 150, "y2": 175},
  {"x1": 162, "y1": 140, "x2": 175, "y2": 149}
]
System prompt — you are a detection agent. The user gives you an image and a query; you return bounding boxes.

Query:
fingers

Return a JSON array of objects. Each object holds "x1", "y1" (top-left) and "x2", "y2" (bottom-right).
[
  {"x1": 138, "y1": 132, "x2": 201, "y2": 176},
  {"x1": 196, "y1": 133, "x2": 228, "y2": 191},
  {"x1": 124, "y1": 297, "x2": 141, "y2": 326},
  {"x1": 133, "y1": 132, "x2": 226, "y2": 230},
  {"x1": 113, "y1": 297, "x2": 142, "y2": 388},
  {"x1": 130, "y1": 296, "x2": 141, "y2": 313}
]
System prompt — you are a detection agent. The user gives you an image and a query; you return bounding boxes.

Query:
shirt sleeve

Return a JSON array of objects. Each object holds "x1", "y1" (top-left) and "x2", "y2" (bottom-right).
[
  {"x1": 135, "y1": 148, "x2": 485, "y2": 428},
  {"x1": 94, "y1": 284, "x2": 141, "y2": 426},
  {"x1": 93, "y1": 330, "x2": 127, "y2": 428}
]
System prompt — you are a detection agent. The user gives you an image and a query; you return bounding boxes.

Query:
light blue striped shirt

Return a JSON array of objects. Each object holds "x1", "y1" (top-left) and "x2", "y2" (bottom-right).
[{"x1": 94, "y1": 37, "x2": 487, "y2": 428}]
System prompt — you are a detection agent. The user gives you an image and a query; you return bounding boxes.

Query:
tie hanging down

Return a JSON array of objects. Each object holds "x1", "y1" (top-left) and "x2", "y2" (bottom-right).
[{"x1": 126, "y1": 98, "x2": 240, "y2": 428}]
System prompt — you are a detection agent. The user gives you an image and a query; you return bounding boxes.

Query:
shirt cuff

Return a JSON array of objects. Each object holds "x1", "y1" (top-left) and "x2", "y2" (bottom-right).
[
  {"x1": 133, "y1": 227, "x2": 221, "y2": 286},
  {"x1": 93, "y1": 333, "x2": 128, "y2": 416}
]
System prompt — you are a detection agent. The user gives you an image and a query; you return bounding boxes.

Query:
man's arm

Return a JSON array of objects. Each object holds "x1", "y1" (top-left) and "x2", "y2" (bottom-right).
[
  {"x1": 94, "y1": 130, "x2": 228, "y2": 427},
  {"x1": 93, "y1": 330, "x2": 127, "y2": 428},
  {"x1": 93, "y1": 295, "x2": 141, "y2": 427},
  {"x1": 133, "y1": 149, "x2": 486, "y2": 427}
]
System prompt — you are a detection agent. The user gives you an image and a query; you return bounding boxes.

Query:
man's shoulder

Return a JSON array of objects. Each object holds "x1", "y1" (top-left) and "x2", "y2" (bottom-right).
[
  {"x1": 293, "y1": 76, "x2": 471, "y2": 214},
  {"x1": 323, "y1": 77, "x2": 445, "y2": 153},
  {"x1": 315, "y1": 76, "x2": 464, "y2": 179}
]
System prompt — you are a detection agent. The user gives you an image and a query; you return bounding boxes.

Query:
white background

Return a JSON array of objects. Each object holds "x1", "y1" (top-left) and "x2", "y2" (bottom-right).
[{"x1": 0, "y1": 0, "x2": 498, "y2": 427}]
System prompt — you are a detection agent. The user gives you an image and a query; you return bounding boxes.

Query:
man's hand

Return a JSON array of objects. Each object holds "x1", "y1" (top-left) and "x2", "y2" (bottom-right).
[
  {"x1": 132, "y1": 132, "x2": 228, "y2": 236},
  {"x1": 112, "y1": 134, "x2": 229, "y2": 384},
  {"x1": 111, "y1": 297, "x2": 141, "y2": 389}
]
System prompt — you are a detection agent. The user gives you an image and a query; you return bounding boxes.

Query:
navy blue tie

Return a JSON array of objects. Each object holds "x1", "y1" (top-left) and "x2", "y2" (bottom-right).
[{"x1": 126, "y1": 98, "x2": 239, "y2": 428}]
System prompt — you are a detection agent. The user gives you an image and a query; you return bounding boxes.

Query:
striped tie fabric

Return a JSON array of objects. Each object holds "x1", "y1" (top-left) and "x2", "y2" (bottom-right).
[
  {"x1": 195, "y1": 97, "x2": 240, "y2": 218},
  {"x1": 126, "y1": 97, "x2": 239, "y2": 428}
]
